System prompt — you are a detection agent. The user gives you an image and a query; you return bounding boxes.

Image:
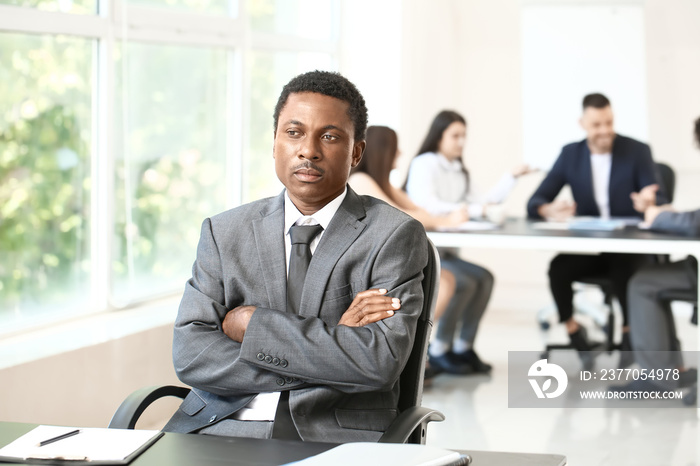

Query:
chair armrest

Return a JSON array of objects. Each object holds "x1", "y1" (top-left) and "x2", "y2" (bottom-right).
[
  {"x1": 108, "y1": 385, "x2": 190, "y2": 429},
  {"x1": 378, "y1": 406, "x2": 445, "y2": 444}
]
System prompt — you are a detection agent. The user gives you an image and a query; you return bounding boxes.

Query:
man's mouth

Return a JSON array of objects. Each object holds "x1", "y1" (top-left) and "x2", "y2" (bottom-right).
[{"x1": 293, "y1": 163, "x2": 324, "y2": 182}]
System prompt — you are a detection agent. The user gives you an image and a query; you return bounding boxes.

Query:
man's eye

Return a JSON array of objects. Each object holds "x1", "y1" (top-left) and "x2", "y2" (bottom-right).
[
  {"x1": 322, "y1": 134, "x2": 337, "y2": 141},
  {"x1": 287, "y1": 130, "x2": 300, "y2": 136}
]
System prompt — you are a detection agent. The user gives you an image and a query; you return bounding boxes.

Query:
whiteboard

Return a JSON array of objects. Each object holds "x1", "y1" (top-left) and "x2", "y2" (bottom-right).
[{"x1": 521, "y1": 2, "x2": 648, "y2": 170}]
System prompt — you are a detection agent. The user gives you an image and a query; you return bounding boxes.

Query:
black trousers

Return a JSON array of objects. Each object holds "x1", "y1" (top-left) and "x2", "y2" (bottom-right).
[{"x1": 548, "y1": 252, "x2": 651, "y2": 326}]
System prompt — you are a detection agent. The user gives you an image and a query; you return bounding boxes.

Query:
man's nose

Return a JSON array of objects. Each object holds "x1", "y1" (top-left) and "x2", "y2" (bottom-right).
[{"x1": 298, "y1": 138, "x2": 321, "y2": 159}]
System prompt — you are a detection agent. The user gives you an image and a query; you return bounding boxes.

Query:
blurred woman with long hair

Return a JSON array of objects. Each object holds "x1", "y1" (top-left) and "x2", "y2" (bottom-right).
[{"x1": 404, "y1": 110, "x2": 532, "y2": 374}]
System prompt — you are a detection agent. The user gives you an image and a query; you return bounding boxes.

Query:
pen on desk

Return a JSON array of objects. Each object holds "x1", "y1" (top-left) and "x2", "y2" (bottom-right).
[{"x1": 37, "y1": 429, "x2": 81, "y2": 447}]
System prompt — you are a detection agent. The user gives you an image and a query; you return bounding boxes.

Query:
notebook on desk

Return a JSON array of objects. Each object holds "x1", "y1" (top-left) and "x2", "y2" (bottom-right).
[
  {"x1": 0, "y1": 425, "x2": 163, "y2": 464},
  {"x1": 283, "y1": 442, "x2": 471, "y2": 465}
]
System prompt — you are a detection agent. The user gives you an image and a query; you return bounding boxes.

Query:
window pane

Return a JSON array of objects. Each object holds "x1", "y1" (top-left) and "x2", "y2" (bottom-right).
[
  {"x1": 245, "y1": 50, "x2": 333, "y2": 203},
  {"x1": 248, "y1": 0, "x2": 334, "y2": 40},
  {"x1": 113, "y1": 43, "x2": 229, "y2": 304},
  {"x1": 126, "y1": 0, "x2": 236, "y2": 16},
  {"x1": 0, "y1": 32, "x2": 93, "y2": 331},
  {"x1": 0, "y1": 0, "x2": 96, "y2": 14}
]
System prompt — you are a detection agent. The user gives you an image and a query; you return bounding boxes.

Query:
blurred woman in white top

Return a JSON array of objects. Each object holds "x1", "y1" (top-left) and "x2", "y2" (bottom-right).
[{"x1": 404, "y1": 110, "x2": 532, "y2": 375}]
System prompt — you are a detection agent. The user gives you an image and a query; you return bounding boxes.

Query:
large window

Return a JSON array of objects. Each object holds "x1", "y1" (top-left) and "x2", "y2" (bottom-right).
[
  {"x1": 0, "y1": 0, "x2": 338, "y2": 333},
  {"x1": 113, "y1": 43, "x2": 230, "y2": 304},
  {"x1": 0, "y1": 31, "x2": 94, "y2": 328}
]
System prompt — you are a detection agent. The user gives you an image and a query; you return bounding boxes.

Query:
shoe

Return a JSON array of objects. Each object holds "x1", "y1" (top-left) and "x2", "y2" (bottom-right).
[
  {"x1": 568, "y1": 326, "x2": 591, "y2": 352},
  {"x1": 679, "y1": 368, "x2": 697, "y2": 388},
  {"x1": 618, "y1": 332, "x2": 634, "y2": 369},
  {"x1": 428, "y1": 352, "x2": 474, "y2": 375},
  {"x1": 569, "y1": 326, "x2": 595, "y2": 370},
  {"x1": 454, "y1": 349, "x2": 492, "y2": 373},
  {"x1": 682, "y1": 385, "x2": 697, "y2": 406}
]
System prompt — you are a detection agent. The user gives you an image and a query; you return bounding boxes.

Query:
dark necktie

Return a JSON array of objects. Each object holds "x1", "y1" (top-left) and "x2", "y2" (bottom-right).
[
  {"x1": 272, "y1": 223, "x2": 323, "y2": 440},
  {"x1": 286, "y1": 224, "x2": 324, "y2": 315}
]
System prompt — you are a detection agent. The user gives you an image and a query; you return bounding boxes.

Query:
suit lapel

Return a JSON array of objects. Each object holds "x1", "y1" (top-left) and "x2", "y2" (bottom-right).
[
  {"x1": 252, "y1": 192, "x2": 288, "y2": 312},
  {"x1": 299, "y1": 188, "x2": 367, "y2": 319}
]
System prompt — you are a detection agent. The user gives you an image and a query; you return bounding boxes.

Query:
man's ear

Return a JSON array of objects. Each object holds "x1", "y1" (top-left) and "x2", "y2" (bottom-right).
[{"x1": 351, "y1": 140, "x2": 366, "y2": 167}]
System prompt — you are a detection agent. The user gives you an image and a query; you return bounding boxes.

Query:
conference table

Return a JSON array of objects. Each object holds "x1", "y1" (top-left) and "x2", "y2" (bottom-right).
[
  {"x1": 0, "y1": 422, "x2": 567, "y2": 465},
  {"x1": 427, "y1": 217, "x2": 699, "y2": 306}
]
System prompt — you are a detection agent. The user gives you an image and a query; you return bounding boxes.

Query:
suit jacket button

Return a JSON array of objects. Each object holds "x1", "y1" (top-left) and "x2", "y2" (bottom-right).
[
  {"x1": 280, "y1": 359, "x2": 288, "y2": 368},
  {"x1": 256, "y1": 352, "x2": 265, "y2": 361},
  {"x1": 276, "y1": 378, "x2": 285, "y2": 386},
  {"x1": 272, "y1": 357, "x2": 280, "y2": 365},
  {"x1": 264, "y1": 355, "x2": 272, "y2": 363},
  {"x1": 284, "y1": 376, "x2": 293, "y2": 384},
  {"x1": 208, "y1": 415, "x2": 217, "y2": 423}
]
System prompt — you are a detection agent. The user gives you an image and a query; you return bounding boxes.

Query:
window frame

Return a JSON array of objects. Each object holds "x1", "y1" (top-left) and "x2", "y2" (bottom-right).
[{"x1": 0, "y1": 0, "x2": 340, "y2": 326}]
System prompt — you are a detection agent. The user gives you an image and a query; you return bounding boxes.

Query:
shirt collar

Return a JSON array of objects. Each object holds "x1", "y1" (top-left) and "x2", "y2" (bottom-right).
[{"x1": 284, "y1": 186, "x2": 347, "y2": 234}]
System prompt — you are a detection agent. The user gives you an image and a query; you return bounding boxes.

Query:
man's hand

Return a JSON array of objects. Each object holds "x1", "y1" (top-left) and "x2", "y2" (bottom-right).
[
  {"x1": 222, "y1": 305, "x2": 257, "y2": 342},
  {"x1": 538, "y1": 200, "x2": 576, "y2": 221},
  {"x1": 338, "y1": 289, "x2": 400, "y2": 327},
  {"x1": 644, "y1": 204, "x2": 675, "y2": 225},
  {"x1": 630, "y1": 184, "x2": 658, "y2": 213}
]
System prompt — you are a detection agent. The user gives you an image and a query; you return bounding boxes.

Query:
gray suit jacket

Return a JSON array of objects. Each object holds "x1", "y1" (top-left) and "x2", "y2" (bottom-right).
[
  {"x1": 166, "y1": 187, "x2": 429, "y2": 442},
  {"x1": 652, "y1": 209, "x2": 700, "y2": 237}
]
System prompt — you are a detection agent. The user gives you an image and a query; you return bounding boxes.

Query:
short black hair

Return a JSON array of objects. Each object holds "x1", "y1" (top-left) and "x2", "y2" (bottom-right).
[
  {"x1": 582, "y1": 93, "x2": 611, "y2": 110},
  {"x1": 695, "y1": 116, "x2": 700, "y2": 148},
  {"x1": 273, "y1": 70, "x2": 368, "y2": 141}
]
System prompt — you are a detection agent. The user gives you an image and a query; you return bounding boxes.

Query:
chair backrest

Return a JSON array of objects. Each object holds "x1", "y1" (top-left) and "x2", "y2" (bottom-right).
[
  {"x1": 396, "y1": 238, "x2": 440, "y2": 443},
  {"x1": 656, "y1": 162, "x2": 675, "y2": 204}
]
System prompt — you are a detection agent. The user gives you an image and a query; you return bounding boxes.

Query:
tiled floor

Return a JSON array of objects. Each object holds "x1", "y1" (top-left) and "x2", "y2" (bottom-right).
[{"x1": 422, "y1": 301, "x2": 699, "y2": 466}]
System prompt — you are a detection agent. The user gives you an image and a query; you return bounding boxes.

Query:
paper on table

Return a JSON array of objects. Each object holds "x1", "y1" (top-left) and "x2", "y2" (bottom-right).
[
  {"x1": 0, "y1": 425, "x2": 162, "y2": 463},
  {"x1": 530, "y1": 222, "x2": 570, "y2": 231},
  {"x1": 284, "y1": 442, "x2": 468, "y2": 466},
  {"x1": 436, "y1": 221, "x2": 500, "y2": 232}
]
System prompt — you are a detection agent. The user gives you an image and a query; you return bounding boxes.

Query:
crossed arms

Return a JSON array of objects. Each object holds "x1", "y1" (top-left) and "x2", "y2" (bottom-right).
[{"x1": 173, "y1": 215, "x2": 428, "y2": 397}]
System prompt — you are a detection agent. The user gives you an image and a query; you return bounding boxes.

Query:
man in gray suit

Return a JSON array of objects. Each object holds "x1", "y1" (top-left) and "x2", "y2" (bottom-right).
[
  {"x1": 612, "y1": 116, "x2": 700, "y2": 393},
  {"x1": 164, "y1": 71, "x2": 429, "y2": 442}
]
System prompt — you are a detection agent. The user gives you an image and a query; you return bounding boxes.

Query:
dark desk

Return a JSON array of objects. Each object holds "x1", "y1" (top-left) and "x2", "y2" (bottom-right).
[{"x1": 0, "y1": 422, "x2": 566, "y2": 465}]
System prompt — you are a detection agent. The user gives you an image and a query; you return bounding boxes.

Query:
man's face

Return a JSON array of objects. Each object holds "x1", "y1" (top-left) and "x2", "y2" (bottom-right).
[
  {"x1": 437, "y1": 121, "x2": 467, "y2": 160},
  {"x1": 273, "y1": 92, "x2": 364, "y2": 215},
  {"x1": 580, "y1": 105, "x2": 616, "y2": 154}
]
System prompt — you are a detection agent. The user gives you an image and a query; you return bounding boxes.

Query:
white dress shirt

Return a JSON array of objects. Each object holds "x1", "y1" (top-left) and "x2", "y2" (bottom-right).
[
  {"x1": 590, "y1": 153, "x2": 612, "y2": 219},
  {"x1": 232, "y1": 187, "x2": 347, "y2": 422}
]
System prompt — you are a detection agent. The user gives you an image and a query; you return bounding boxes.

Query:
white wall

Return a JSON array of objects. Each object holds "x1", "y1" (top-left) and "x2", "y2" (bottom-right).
[
  {"x1": 0, "y1": 324, "x2": 180, "y2": 428},
  {"x1": 645, "y1": 0, "x2": 700, "y2": 210}
]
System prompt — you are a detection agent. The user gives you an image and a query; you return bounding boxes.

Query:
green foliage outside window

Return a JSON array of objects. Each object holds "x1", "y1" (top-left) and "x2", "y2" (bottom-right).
[
  {"x1": 0, "y1": 106, "x2": 90, "y2": 306},
  {"x1": 0, "y1": 33, "x2": 92, "y2": 317}
]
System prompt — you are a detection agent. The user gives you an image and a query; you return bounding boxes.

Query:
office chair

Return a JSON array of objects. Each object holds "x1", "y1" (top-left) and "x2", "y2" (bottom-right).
[
  {"x1": 109, "y1": 239, "x2": 445, "y2": 445},
  {"x1": 543, "y1": 162, "x2": 676, "y2": 358},
  {"x1": 657, "y1": 257, "x2": 698, "y2": 406}
]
